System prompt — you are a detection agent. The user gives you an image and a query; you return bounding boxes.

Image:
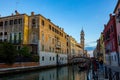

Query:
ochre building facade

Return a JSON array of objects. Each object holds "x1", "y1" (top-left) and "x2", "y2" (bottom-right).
[{"x1": 0, "y1": 11, "x2": 84, "y2": 56}]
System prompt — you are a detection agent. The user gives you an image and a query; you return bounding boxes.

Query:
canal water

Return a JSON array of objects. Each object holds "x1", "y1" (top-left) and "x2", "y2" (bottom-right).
[{"x1": 0, "y1": 65, "x2": 92, "y2": 80}]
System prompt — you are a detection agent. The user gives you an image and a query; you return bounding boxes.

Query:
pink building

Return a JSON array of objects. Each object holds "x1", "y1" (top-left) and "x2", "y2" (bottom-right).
[
  {"x1": 103, "y1": 14, "x2": 118, "y2": 66},
  {"x1": 114, "y1": 0, "x2": 120, "y2": 65}
]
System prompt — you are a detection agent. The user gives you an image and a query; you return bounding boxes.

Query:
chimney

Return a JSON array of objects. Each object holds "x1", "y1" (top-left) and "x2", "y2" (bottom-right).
[
  {"x1": 109, "y1": 14, "x2": 112, "y2": 19},
  {"x1": 47, "y1": 19, "x2": 51, "y2": 22},
  {"x1": 15, "y1": 10, "x2": 19, "y2": 15},
  {"x1": 104, "y1": 24, "x2": 106, "y2": 28},
  {"x1": 31, "y1": 12, "x2": 34, "y2": 16}
]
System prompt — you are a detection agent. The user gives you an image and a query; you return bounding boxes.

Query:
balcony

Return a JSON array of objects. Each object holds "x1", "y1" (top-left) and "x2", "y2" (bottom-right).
[{"x1": 55, "y1": 41, "x2": 61, "y2": 49}]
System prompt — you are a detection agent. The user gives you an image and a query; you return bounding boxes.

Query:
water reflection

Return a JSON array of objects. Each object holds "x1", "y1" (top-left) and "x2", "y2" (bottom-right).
[{"x1": 0, "y1": 65, "x2": 88, "y2": 80}]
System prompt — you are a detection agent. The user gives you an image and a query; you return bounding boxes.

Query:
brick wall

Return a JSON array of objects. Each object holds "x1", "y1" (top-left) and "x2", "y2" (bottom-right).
[{"x1": 0, "y1": 62, "x2": 39, "y2": 68}]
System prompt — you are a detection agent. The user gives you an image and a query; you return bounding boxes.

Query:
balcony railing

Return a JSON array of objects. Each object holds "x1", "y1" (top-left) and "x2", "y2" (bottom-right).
[{"x1": 55, "y1": 41, "x2": 61, "y2": 49}]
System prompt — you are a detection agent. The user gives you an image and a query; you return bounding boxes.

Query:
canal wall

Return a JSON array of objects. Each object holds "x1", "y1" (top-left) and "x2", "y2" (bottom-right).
[
  {"x1": 0, "y1": 52, "x2": 68, "y2": 68},
  {"x1": 0, "y1": 62, "x2": 39, "y2": 68},
  {"x1": 39, "y1": 52, "x2": 57, "y2": 66},
  {"x1": 0, "y1": 62, "x2": 69, "y2": 76},
  {"x1": 58, "y1": 54, "x2": 68, "y2": 65},
  {"x1": 39, "y1": 52, "x2": 68, "y2": 66},
  {"x1": 0, "y1": 51, "x2": 69, "y2": 75}
]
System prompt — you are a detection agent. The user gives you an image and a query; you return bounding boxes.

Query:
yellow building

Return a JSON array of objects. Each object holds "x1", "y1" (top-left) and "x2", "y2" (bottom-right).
[
  {"x1": 0, "y1": 11, "x2": 84, "y2": 57},
  {"x1": 69, "y1": 36, "x2": 83, "y2": 57},
  {"x1": 38, "y1": 14, "x2": 68, "y2": 54},
  {"x1": 0, "y1": 11, "x2": 69, "y2": 54},
  {"x1": 99, "y1": 32, "x2": 105, "y2": 63},
  {"x1": 76, "y1": 43, "x2": 83, "y2": 56},
  {"x1": 0, "y1": 11, "x2": 29, "y2": 48}
]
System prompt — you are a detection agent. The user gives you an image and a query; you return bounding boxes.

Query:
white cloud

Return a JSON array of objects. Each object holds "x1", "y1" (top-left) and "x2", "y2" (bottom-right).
[{"x1": 88, "y1": 50, "x2": 93, "y2": 57}]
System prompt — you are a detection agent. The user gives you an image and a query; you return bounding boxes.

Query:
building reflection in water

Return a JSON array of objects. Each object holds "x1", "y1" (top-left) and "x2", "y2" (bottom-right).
[{"x1": 0, "y1": 65, "x2": 88, "y2": 80}]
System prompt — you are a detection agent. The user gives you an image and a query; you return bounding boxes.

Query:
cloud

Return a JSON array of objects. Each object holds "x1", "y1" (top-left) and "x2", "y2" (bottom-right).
[
  {"x1": 85, "y1": 41, "x2": 97, "y2": 47},
  {"x1": 85, "y1": 46, "x2": 96, "y2": 51},
  {"x1": 88, "y1": 50, "x2": 93, "y2": 57}
]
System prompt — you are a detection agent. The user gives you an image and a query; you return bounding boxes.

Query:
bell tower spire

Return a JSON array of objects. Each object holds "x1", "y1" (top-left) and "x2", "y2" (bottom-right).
[{"x1": 80, "y1": 28, "x2": 85, "y2": 54}]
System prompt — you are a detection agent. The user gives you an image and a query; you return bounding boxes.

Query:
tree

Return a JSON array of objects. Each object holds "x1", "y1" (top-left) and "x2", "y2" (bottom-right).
[
  {"x1": 0, "y1": 42, "x2": 17, "y2": 64},
  {"x1": 18, "y1": 46, "x2": 31, "y2": 57}
]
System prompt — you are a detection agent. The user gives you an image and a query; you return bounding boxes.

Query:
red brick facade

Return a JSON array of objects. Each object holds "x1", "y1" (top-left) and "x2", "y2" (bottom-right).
[{"x1": 103, "y1": 14, "x2": 118, "y2": 54}]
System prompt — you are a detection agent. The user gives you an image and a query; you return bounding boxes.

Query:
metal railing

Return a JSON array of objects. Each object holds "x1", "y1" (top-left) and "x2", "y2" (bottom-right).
[{"x1": 105, "y1": 66, "x2": 120, "y2": 80}]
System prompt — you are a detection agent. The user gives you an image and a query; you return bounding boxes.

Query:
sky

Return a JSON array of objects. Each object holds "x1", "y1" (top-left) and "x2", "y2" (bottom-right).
[{"x1": 0, "y1": 0, "x2": 118, "y2": 48}]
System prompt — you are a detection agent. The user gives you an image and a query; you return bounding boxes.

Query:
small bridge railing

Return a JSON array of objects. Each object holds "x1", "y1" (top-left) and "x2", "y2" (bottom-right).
[{"x1": 105, "y1": 65, "x2": 120, "y2": 80}]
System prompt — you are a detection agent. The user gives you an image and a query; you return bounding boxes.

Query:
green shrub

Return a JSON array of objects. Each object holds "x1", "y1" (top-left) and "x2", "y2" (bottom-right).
[
  {"x1": 32, "y1": 55, "x2": 39, "y2": 62},
  {"x1": 0, "y1": 42, "x2": 17, "y2": 64}
]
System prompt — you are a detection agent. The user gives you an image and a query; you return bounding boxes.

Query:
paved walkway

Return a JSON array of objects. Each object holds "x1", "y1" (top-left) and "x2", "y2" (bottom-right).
[
  {"x1": 88, "y1": 68, "x2": 108, "y2": 80},
  {"x1": 96, "y1": 69, "x2": 109, "y2": 80}
]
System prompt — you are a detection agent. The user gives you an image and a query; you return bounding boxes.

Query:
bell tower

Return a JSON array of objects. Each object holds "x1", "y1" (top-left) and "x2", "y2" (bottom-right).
[{"x1": 80, "y1": 28, "x2": 85, "y2": 54}]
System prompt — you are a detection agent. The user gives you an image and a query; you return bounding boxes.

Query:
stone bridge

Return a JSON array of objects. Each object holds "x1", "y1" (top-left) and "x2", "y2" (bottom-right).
[{"x1": 69, "y1": 57, "x2": 91, "y2": 64}]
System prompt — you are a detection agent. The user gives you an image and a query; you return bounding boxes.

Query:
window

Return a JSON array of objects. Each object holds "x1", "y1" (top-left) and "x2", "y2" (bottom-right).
[
  {"x1": 9, "y1": 33, "x2": 12, "y2": 43},
  {"x1": 42, "y1": 45, "x2": 44, "y2": 51},
  {"x1": 32, "y1": 19, "x2": 36, "y2": 24},
  {"x1": 53, "y1": 57, "x2": 54, "y2": 61},
  {"x1": 4, "y1": 32, "x2": 7, "y2": 35},
  {"x1": 61, "y1": 33, "x2": 63, "y2": 37},
  {"x1": 50, "y1": 74, "x2": 51, "y2": 79},
  {"x1": 49, "y1": 47, "x2": 51, "y2": 52},
  {"x1": 67, "y1": 42, "x2": 69, "y2": 46},
  {"x1": 18, "y1": 18, "x2": 22, "y2": 24},
  {"x1": 111, "y1": 56, "x2": 113, "y2": 61},
  {"x1": 42, "y1": 56, "x2": 44, "y2": 61},
  {"x1": 42, "y1": 76, "x2": 44, "y2": 80},
  {"x1": 14, "y1": 19, "x2": 17, "y2": 24},
  {"x1": 60, "y1": 32, "x2": 61, "y2": 35},
  {"x1": 0, "y1": 22, "x2": 3, "y2": 26},
  {"x1": 18, "y1": 46, "x2": 21, "y2": 50},
  {"x1": 67, "y1": 49, "x2": 69, "y2": 53},
  {"x1": 52, "y1": 27, "x2": 54, "y2": 32},
  {"x1": 111, "y1": 25, "x2": 114, "y2": 32},
  {"x1": 49, "y1": 37, "x2": 52, "y2": 43},
  {"x1": 0, "y1": 32, "x2": 3, "y2": 35},
  {"x1": 118, "y1": 8, "x2": 120, "y2": 14},
  {"x1": 52, "y1": 48, "x2": 54, "y2": 52},
  {"x1": 62, "y1": 58, "x2": 64, "y2": 61},
  {"x1": 4, "y1": 39, "x2": 7, "y2": 42},
  {"x1": 50, "y1": 57, "x2": 51, "y2": 61},
  {"x1": 72, "y1": 49, "x2": 75, "y2": 54},
  {"x1": 41, "y1": 20, "x2": 44, "y2": 26},
  {"x1": 5, "y1": 21, "x2": 8, "y2": 26},
  {"x1": 0, "y1": 39, "x2": 2, "y2": 42},
  {"x1": 55, "y1": 29, "x2": 57, "y2": 33},
  {"x1": 115, "y1": 55, "x2": 117, "y2": 61},
  {"x1": 9, "y1": 20, "x2": 13, "y2": 25},
  {"x1": 14, "y1": 33, "x2": 17, "y2": 43},
  {"x1": 42, "y1": 33, "x2": 44, "y2": 41},
  {"x1": 19, "y1": 32, "x2": 21, "y2": 43},
  {"x1": 118, "y1": 34, "x2": 120, "y2": 45},
  {"x1": 53, "y1": 73, "x2": 54, "y2": 79},
  {"x1": 52, "y1": 38, "x2": 54, "y2": 44},
  {"x1": 56, "y1": 30, "x2": 59, "y2": 34},
  {"x1": 49, "y1": 25, "x2": 51, "y2": 30},
  {"x1": 65, "y1": 35, "x2": 66, "y2": 38}
]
